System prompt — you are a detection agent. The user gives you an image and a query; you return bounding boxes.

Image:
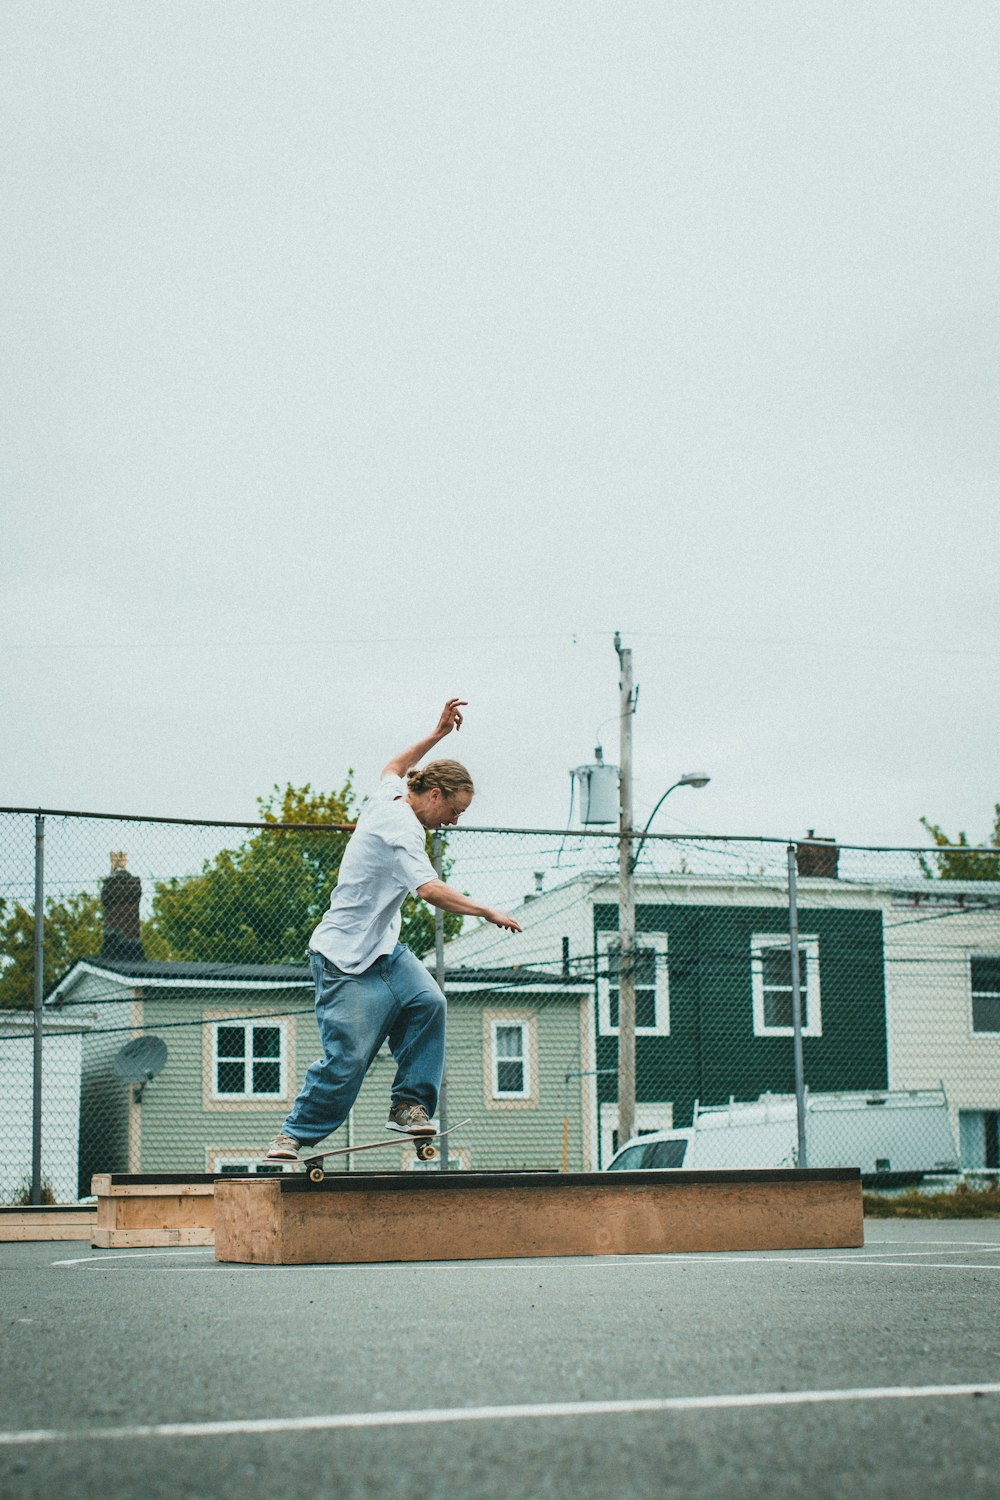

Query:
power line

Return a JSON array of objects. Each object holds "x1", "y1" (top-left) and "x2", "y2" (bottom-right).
[{"x1": 1, "y1": 627, "x2": 998, "y2": 660}]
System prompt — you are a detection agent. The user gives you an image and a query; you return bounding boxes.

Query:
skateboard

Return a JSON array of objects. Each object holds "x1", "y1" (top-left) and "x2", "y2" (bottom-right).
[{"x1": 265, "y1": 1119, "x2": 471, "y2": 1182}]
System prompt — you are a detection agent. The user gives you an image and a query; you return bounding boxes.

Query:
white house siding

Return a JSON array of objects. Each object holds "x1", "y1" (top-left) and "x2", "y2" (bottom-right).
[
  {"x1": 438, "y1": 878, "x2": 599, "y2": 976},
  {"x1": 883, "y1": 889, "x2": 1000, "y2": 1148},
  {"x1": 0, "y1": 1021, "x2": 83, "y2": 1203}
]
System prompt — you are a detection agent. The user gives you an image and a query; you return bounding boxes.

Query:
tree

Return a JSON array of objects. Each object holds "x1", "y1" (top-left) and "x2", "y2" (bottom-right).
[
  {"x1": 0, "y1": 891, "x2": 103, "y2": 1011},
  {"x1": 919, "y1": 804, "x2": 1000, "y2": 882},
  {"x1": 146, "y1": 781, "x2": 462, "y2": 964},
  {"x1": 0, "y1": 784, "x2": 463, "y2": 1007}
]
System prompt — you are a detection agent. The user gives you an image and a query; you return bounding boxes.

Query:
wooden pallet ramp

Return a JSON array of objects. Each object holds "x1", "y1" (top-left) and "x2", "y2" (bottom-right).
[
  {"x1": 91, "y1": 1174, "x2": 222, "y2": 1248},
  {"x1": 0, "y1": 1205, "x2": 98, "y2": 1243},
  {"x1": 214, "y1": 1168, "x2": 863, "y2": 1265}
]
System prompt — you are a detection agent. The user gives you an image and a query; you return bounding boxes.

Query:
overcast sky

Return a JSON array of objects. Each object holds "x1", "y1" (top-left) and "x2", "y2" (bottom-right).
[{"x1": 2, "y1": 1, "x2": 997, "y2": 850}]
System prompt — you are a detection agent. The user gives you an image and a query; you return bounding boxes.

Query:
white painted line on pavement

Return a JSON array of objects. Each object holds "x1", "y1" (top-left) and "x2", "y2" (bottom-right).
[
  {"x1": 531, "y1": 1255, "x2": 1000, "y2": 1272},
  {"x1": 50, "y1": 1248, "x2": 1000, "y2": 1273},
  {"x1": 290, "y1": 1254, "x2": 1000, "y2": 1274},
  {"x1": 864, "y1": 1239, "x2": 1000, "y2": 1247},
  {"x1": 3, "y1": 1383, "x2": 1000, "y2": 1447},
  {"x1": 52, "y1": 1249, "x2": 215, "y2": 1267},
  {"x1": 723, "y1": 1258, "x2": 1000, "y2": 1271},
  {"x1": 811, "y1": 1248, "x2": 1000, "y2": 1258}
]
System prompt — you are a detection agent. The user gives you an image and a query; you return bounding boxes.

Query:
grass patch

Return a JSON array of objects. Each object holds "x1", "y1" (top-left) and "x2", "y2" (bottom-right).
[{"x1": 864, "y1": 1181, "x2": 1000, "y2": 1218}]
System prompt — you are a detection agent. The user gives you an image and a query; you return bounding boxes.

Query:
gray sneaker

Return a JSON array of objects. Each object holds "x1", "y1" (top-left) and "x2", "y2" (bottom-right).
[
  {"x1": 264, "y1": 1132, "x2": 301, "y2": 1160},
  {"x1": 386, "y1": 1100, "x2": 436, "y2": 1136}
]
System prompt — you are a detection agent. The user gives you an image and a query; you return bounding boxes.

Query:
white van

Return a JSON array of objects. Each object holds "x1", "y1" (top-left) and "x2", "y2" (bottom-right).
[{"x1": 606, "y1": 1088, "x2": 961, "y2": 1184}]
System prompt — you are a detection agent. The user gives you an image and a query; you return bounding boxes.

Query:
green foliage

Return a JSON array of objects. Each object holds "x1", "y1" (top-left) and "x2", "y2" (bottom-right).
[
  {"x1": 919, "y1": 804, "x2": 1000, "y2": 882},
  {"x1": 0, "y1": 891, "x2": 103, "y2": 1011},
  {"x1": 148, "y1": 781, "x2": 358, "y2": 964},
  {"x1": 147, "y1": 781, "x2": 461, "y2": 964}
]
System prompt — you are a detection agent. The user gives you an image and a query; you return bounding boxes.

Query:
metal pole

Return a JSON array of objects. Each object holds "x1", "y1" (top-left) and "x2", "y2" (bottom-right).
[
  {"x1": 433, "y1": 832, "x2": 450, "y2": 1169},
  {"x1": 615, "y1": 634, "x2": 636, "y2": 1150},
  {"x1": 31, "y1": 814, "x2": 45, "y2": 1206},
  {"x1": 786, "y1": 843, "x2": 808, "y2": 1168},
  {"x1": 564, "y1": 1068, "x2": 618, "y2": 1170}
]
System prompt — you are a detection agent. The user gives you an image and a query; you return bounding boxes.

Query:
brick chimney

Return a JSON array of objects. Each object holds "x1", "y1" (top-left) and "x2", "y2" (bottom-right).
[
  {"x1": 795, "y1": 831, "x2": 839, "y2": 879},
  {"x1": 100, "y1": 852, "x2": 144, "y2": 960}
]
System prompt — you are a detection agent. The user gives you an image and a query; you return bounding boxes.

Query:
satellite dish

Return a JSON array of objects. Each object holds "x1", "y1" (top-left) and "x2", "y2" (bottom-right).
[{"x1": 114, "y1": 1035, "x2": 168, "y2": 1085}]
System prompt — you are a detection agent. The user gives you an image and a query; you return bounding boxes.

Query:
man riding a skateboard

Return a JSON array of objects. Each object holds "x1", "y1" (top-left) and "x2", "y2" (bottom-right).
[{"x1": 265, "y1": 699, "x2": 521, "y2": 1163}]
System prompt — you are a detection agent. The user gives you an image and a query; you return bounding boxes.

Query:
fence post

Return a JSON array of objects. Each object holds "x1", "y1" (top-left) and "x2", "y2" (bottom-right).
[
  {"x1": 31, "y1": 813, "x2": 45, "y2": 1206},
  {"x1": 786, "y1": 842, "x2": 808, "y2": 1168},
  {"x1": 433, "y1": 832, "x2": 450, "y2": 1170}
]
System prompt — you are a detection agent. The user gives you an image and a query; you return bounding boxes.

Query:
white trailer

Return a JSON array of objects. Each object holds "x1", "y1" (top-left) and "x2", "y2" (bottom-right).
[{"x1": 607, "y1": 1088, "x2": 960, "y2": 1182}]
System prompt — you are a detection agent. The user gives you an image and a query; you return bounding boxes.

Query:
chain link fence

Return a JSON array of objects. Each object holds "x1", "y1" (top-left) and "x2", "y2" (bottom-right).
[{"x1": 1, "y1": 806, "x2": 998, "y2": 1202}]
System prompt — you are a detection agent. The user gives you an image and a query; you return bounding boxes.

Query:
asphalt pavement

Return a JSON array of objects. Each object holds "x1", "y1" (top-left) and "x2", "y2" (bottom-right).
[{"x1": 2, "y1": 1220, "x2": 1000, "y2": 1499}]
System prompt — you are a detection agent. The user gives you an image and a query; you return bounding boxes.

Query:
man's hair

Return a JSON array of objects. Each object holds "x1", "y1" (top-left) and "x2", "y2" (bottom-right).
[{"x1": 406, "y1": 759, "x2": 474, "y2": 799}]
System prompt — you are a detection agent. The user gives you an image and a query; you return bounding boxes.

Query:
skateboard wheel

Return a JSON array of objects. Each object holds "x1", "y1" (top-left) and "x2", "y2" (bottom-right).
[
  {"x1": 416, "y1": 1142, "x2": 438, "y2": 1162},
  {"x1": 307, "y1": 1165, "x2": 325, "y2": 1183}
]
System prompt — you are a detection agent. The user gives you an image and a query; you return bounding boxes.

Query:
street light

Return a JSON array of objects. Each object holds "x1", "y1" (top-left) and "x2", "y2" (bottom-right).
[{"x1": 629, "y1": 773, "x2": 711, "y2": 873}]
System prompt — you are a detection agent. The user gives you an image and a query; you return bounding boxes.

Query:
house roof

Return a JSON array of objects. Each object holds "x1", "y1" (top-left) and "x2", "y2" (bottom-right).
[
  {"x1": 464, "y1": 868, "x2": 1000, "y2": 907},
  {"x1": 45, "y1": 955, "x2": 589, "y2": 1005},
  {"x1": 85, "y1": 957, "x2": 312, "y2": 982},
  {"x1": 46, "y1": 955, "x2": 313, "y2": 1004}
]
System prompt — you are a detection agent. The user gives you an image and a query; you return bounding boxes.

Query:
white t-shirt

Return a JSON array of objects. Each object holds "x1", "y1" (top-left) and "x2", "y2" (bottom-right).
[{"x1": 308, "y1": 775, "x2": 438, "y2": 973}]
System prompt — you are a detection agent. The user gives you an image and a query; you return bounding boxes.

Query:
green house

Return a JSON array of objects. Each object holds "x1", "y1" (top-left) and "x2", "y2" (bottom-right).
[{"x1": 592, "y1": 899, "x2": 888, "y2": 1158}]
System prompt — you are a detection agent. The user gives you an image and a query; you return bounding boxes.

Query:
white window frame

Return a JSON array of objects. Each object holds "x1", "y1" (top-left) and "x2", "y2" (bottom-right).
[
  {"x1": 490, "y1": 1019, "x2": 531, "y2": 1100},
  {"x1": 211, "y1": 1019, "x2": 288, "y2": 1100},
  {"x1": 969, "y1": 953, "x2": 1000, "y2": 1036},
  {"x1": 597, "y1": 930, "x2": 669, "y2": 1037},
  {"x1": 751, "y1": 934, "x2": 822, "y2": 1038},
  {"x1": 213, "y1": 1156, "x2": 294, "y2": 1175}
]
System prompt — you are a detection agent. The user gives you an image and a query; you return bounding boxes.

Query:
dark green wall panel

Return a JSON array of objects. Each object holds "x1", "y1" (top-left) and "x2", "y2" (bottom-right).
[{"x1": 594, "y1": 902, "x2": 887, "y2": 1127}]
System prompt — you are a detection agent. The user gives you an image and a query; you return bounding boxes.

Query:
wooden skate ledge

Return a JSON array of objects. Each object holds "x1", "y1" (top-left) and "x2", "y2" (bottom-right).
[
  {"x1": 86, "y1": 1169, "x2": 552, "y2": 1249},
  {"x1": 213, "y1": 1168, "x2": 863, "y2": 1265}
]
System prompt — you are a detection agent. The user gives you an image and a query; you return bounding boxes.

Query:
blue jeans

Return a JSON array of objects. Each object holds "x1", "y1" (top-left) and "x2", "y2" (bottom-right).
[{"x1": 283, "y1": 944, "x2": 446, "y2": 1146}]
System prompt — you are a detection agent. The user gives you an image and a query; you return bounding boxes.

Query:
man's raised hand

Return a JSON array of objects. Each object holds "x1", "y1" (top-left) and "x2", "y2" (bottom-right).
[{"x1": 435, "y1": 698, "x2": 468, "y2": 737}]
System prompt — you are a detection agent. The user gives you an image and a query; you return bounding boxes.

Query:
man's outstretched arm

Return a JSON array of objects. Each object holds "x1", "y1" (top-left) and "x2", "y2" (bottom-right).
[
  {"x1": 381, "y1": 698, "x2": 467, "y2": 780},
  {"x1": 416, "y1": 879, "x2": 523, "y2": 933}
]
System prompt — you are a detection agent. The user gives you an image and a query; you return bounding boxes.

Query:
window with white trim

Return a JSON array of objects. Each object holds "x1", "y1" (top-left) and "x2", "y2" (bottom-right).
[
  {"x1": 215, "y1": 1158, "x2": 291, "y2": 1175},
  {"x1": 959, "y1": 1110, "x2": 1000, "y2": 1170},
  {"x1": 751, "y1": 935, "x2": 821, "y2": 1036},
  {"x1": 211, "y1": 1021, "x2": 287, "y2": 1099},
  {"x1": 970, "y1": 956, "x2": 1000, "y2": 1034},
  {"x1": 491, "y1": 1020, "x2": 530, "y2": 1099},
  {"x1": 597, "y1": 932, "x2": 669, "y2": 1036}
]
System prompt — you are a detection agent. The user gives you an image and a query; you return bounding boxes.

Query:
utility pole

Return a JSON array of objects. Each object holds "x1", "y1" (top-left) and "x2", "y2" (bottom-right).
[
  {"x1": 615, "y1": 633, "x2": 636, "y2": 1149},
  {"x1": 433, "y1": 831, "x2": 450, "y2": 1170}
]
